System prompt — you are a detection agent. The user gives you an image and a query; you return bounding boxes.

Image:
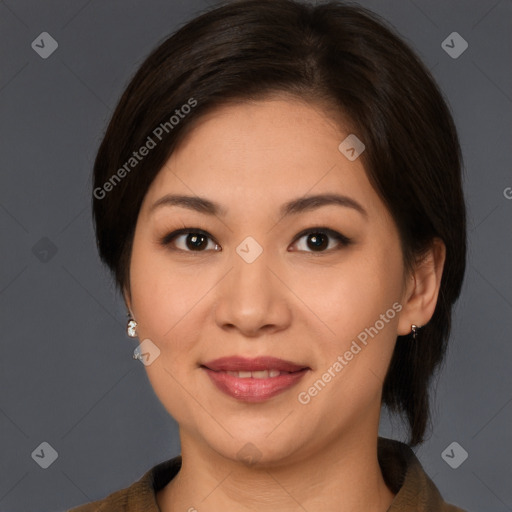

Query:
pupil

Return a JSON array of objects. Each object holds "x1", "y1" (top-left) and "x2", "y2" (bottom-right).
[
  {"x1": 308, "y1": 233, "x2": 328, "y2": 251},
  {"x1": 187, "y1": 234, "x2": 207, "y2": 250}
]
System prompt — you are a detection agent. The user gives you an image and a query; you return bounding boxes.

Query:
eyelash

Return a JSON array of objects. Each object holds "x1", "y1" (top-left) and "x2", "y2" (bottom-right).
[{"x1": 159, "y1": 227, "x2": 353, "y2": 254}]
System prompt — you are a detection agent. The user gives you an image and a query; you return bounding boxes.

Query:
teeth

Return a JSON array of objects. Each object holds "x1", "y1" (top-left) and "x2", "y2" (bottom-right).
[
  {"x1": 226, "y1": 369, "x2": 284, "y2": 379},
  {"x1": 252, "y1": 370, "x2": 269, "y2": 379}
]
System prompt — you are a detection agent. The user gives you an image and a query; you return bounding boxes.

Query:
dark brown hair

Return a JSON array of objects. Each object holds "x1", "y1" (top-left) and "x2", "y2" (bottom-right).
[{"x1": 92, "y1": 0, "x2": 466, "y2": 446}]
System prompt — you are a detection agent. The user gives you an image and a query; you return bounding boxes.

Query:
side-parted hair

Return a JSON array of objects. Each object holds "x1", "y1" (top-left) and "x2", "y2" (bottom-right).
[{"x1": 92, "y1": 0, "x2": 467, "y2": 446}]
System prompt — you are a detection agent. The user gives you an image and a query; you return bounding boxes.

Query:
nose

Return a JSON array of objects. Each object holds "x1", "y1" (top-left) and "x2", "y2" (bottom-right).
[{"x1": 213, "y1": 243, "x2": 292, "y2": 338}]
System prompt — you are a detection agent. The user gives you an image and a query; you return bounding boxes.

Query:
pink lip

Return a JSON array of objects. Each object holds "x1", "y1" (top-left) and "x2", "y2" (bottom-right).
[{"x1": 201, "y1": 356, "x2": 309, "y2": 402}]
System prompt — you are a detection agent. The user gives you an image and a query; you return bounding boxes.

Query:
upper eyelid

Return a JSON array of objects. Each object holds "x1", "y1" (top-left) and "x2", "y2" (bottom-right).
[
  {"x1": 293, "y1": 226, "x2": 348, "y2": 241},
  {"x1": 159, "y1": 228, "x2": 217, "y2": 248}
]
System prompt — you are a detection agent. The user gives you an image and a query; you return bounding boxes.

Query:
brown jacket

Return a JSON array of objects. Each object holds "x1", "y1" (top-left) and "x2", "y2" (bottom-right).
[{"x1": 68, "y1": 437, "x2": 466, "y2": 511}]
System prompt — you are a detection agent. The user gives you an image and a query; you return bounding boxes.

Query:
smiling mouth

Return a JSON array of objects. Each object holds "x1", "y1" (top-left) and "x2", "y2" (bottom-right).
[{"x1": 200, "y1": 356, "x2": 310, "y2": 402}]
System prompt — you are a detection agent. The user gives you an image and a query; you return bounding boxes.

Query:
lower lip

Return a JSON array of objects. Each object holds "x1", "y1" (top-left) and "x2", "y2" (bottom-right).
[{"x1": 202, "y1": 368, "x2": 309, "y2": 402}]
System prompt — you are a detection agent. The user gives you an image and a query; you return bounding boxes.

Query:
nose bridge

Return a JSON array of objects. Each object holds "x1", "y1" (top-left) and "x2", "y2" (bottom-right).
[
  {"x1": 213, "y1": 234, "x2": 291, "y2": 334},
  {"x1": 230, "y1": 235, "x2": 273, "y2": 301}
]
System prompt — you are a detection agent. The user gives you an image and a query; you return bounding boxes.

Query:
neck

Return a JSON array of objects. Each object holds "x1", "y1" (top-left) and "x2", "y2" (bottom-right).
[{"x1": 157, "y1": 428, "x2": 395, "y2": 512}]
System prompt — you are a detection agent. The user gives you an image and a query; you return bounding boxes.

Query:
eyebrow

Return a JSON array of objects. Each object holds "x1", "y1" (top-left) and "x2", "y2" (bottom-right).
[{"x1": 150, "y1": 193, "x2": 368, "y2": 219}]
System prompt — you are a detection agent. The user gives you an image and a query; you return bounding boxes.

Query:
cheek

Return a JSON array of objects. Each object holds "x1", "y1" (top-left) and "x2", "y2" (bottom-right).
[
  {"x1": 129, "y1": 237, "x2": 202, "y2": 340},
  {"x1": 292, "y1": 246, "x2": 403, "y2": 347},
  {"x1": 293, "y1": 257, "x2": 402, "y2": 424}
]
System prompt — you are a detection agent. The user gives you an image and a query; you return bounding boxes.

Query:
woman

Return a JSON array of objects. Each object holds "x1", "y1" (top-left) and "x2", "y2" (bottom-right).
[{"x1": 70, "y1": 0, "x2": 467, "y2": 510}]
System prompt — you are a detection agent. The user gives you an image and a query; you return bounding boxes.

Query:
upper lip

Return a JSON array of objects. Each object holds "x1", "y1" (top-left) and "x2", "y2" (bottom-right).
[{"x1": 201, "y1": 356, "x2": 308, "y2": 372}]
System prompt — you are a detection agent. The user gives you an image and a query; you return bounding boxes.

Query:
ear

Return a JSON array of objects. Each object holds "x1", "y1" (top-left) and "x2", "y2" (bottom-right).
[{"x1": 397, "y1": 238, "x2": 446, "y2": 336}]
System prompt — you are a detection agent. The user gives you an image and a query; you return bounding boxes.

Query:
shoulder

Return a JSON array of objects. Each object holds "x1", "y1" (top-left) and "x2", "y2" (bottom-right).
[
  {"x1": 67, "y1": 456, "x2": 182, "y2": 512},
  {"x1": 378, "y1": 437, "x2": 467, "y2": 512}
]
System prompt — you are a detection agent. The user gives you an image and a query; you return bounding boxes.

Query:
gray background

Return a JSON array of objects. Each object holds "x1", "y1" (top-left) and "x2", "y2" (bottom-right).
[{"x1": 0, "y1": 0, "x2": 511, "y2": 511}]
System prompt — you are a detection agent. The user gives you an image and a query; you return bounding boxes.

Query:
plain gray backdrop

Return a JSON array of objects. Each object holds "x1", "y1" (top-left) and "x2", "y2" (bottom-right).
[{"x1": 0, "y1": 0, "x2": 511, "y2": 511}]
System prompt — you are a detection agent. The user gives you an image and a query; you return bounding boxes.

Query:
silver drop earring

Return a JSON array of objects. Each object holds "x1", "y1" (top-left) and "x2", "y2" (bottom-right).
[{"x1": 411, "y1": 324, "x2": 419, "y2": 340}]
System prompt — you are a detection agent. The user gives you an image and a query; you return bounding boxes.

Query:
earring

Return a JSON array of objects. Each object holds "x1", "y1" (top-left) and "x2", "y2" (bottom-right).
[
  {"x1": 127, "y1": 319, "x2": 138, "y2": 338},
  {"x1": 411, "y1": 324, "x2": 419, "y2": 340}
]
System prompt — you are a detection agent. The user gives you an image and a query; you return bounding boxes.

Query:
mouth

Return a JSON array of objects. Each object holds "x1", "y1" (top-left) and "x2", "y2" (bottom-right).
[{"x1": 201, "y1": 356, "x2": 310, "y2": 402}]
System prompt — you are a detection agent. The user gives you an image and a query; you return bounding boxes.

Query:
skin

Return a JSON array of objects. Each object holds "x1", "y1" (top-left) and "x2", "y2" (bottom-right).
[{"x1": 125, "y1": 96, "x2": 446, "y2": 512}]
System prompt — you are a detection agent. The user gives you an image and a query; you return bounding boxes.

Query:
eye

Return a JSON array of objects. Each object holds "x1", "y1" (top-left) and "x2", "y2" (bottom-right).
[
  {"x1": 290, "y1": 227, "x2": 352, "y2": 253},
  {"x1": 159, "y1": 227, "x2": 352, "y2": 254},
  {"x1": 160, "y1": 228, "x2": 221, "y2": 252}
]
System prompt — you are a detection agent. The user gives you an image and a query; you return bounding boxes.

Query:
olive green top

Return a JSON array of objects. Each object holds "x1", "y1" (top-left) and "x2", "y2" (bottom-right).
[{"x1": 68, "y1": 437, "x2": 466, "y2": 511}]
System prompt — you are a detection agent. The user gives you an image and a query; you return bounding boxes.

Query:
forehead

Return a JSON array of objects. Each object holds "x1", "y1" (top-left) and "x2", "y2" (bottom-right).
[{"x1": 141, "y1": 98, "x2": 384, "y2": 222}]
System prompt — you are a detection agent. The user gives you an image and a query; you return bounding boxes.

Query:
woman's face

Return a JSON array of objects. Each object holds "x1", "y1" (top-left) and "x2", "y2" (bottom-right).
[{"x1": 128, "y1": 97, "x2": 412, "y2": 464}]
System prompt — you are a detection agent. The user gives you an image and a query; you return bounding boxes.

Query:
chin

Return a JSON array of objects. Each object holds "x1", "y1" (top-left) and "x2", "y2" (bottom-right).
[{"x1": 201, "y1": 426, "x2": 311, "y2": 468}]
